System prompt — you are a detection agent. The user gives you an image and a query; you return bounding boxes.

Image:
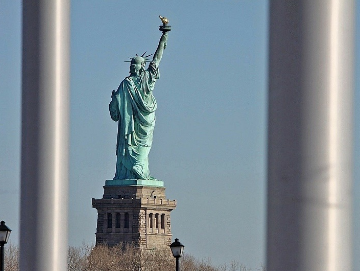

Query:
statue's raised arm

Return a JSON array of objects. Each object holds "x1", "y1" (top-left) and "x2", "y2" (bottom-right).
[
  {"x1": 152, "y1": 33, "x2": 168, "y2": 67},
  {"x1": 152, "y1": 15, "x2": 171, "y2": 67}
]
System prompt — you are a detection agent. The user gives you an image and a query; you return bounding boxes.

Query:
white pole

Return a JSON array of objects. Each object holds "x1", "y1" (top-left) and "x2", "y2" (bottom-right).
[
  {"x1": 20, "y1": 1, "x2": 70, "y2": 270},
  {"x1": 267, "y1": 1, "x2": 354, "y2": 271}
]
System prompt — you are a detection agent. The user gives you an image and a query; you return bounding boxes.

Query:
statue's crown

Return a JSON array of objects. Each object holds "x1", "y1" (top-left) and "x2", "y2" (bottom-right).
[{"x1": 124, "y1": 52, "x2": 152, "y2": 63}]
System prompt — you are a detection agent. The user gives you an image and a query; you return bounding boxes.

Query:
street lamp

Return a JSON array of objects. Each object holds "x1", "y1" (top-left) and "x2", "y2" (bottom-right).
[
  {"x1": 0, "y1": 221, "x2": 11, "y2": 271},
  {"x1": 170, "y1": 238, "x2": 184, "y2": 271}
]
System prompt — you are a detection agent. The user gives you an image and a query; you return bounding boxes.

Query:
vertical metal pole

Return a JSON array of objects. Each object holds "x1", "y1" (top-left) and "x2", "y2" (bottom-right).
[
  {"x1": 20, "y1": 1, "x2": 70, "y2": 271},
  {"x1": 267, "y1": 1, "x2": 354, "y2": 271},
  {"x1": 175, "y1": 256, "x2": 180, "y2": 271},
  {"x1": 0, "y1": 244, "x2": 4, "y2": 271}
]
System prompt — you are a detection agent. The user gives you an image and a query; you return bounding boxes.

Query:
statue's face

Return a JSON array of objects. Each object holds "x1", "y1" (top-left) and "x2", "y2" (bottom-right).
[{"x1": 130, "y1": 56, "x2": 145, "y2": 74}]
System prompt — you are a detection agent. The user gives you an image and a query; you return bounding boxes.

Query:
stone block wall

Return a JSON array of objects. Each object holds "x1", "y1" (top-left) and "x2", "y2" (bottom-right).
[{"x1": 92, "y1": 185, "x2": 176, "y2": 249}]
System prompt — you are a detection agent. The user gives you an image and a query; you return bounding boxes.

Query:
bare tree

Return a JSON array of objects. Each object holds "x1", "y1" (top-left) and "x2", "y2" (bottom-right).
[
  {"x1": 4, "y1": 244, "x2": 19, "y2": 271},
  {"x1": 4, "y1": 243, "x2": 264, "y2": 271}
]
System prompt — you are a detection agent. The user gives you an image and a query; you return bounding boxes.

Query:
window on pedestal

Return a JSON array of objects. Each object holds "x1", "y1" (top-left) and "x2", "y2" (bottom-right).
[
  {"x1": 116, "y1": 213, "x2": 120, "y2": 228},
  {"x1": 124, "y1": 212, "x2": 129, "y2": 228},
  {"x1": 107, "y1": 213, "x2": 112, "y2": 228},
  {"x1": 161, "y1": 214, "x2": 165, "y2": 229},
  {"x1": 155, "y1": 213, "x2": 159, "y2": 228},
  {"x1": 149, "y1": 213, "x2": 153, "y2": 228}
]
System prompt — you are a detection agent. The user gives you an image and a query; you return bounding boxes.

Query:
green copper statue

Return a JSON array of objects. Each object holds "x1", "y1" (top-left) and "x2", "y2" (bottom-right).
[{"x1": 109, "y1": 16, "x2": 171, "y2": 180}]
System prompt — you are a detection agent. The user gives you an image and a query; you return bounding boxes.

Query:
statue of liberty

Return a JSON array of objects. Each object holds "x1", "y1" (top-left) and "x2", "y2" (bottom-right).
[{"x1": 109, "y1": 17, "x2": 170, "y2": 180}]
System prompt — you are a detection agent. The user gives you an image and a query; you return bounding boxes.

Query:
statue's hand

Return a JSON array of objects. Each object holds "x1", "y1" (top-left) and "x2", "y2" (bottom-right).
[
  {"x1": 160, "y1": 33, "x2": 168, "y2": 49},
  {"x1": 109, "y1": 90, "x2": 120, "y2": 121},
  {"x1": 161, "y1": 32, "x2": 168, "y2": 42}
]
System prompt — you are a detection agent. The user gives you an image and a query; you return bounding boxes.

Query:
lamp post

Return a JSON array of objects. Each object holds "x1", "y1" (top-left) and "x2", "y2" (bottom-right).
[
  {"x1": 0, "y1": 221, "x2": 12, "y2": 271},
  {"x1": 170, "y1": 238, "x2": 184, "y2": 271}
]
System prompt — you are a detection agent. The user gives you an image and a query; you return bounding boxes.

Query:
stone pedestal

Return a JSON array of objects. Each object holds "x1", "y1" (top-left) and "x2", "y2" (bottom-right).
[{"x1": 92, "y1": 180, "x2": 176, "y2": 249}]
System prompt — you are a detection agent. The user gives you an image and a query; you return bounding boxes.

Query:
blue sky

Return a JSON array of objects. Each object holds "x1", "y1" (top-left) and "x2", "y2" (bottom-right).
[{"x1": 1, "y1": 1, "x2": 359, "y2": 269}]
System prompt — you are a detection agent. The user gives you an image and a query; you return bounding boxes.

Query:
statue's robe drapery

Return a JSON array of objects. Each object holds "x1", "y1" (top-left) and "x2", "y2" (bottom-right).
[{"x1": 109, "y1": 62, "x2": 159, "y2": 180}]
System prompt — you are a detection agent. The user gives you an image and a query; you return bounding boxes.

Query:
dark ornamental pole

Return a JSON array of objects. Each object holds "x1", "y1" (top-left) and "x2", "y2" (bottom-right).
[
  {"x1": 0, "y1": 221, "x2": 12, "y2": 271},
  {"x1": 170, "y1": 238, "x2": 184, "y2": 271}
]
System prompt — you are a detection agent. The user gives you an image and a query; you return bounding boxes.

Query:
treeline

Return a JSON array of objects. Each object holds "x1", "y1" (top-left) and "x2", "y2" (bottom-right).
[{"x1": 5, "y1": 244, "x2": 265, "y2": 271}]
